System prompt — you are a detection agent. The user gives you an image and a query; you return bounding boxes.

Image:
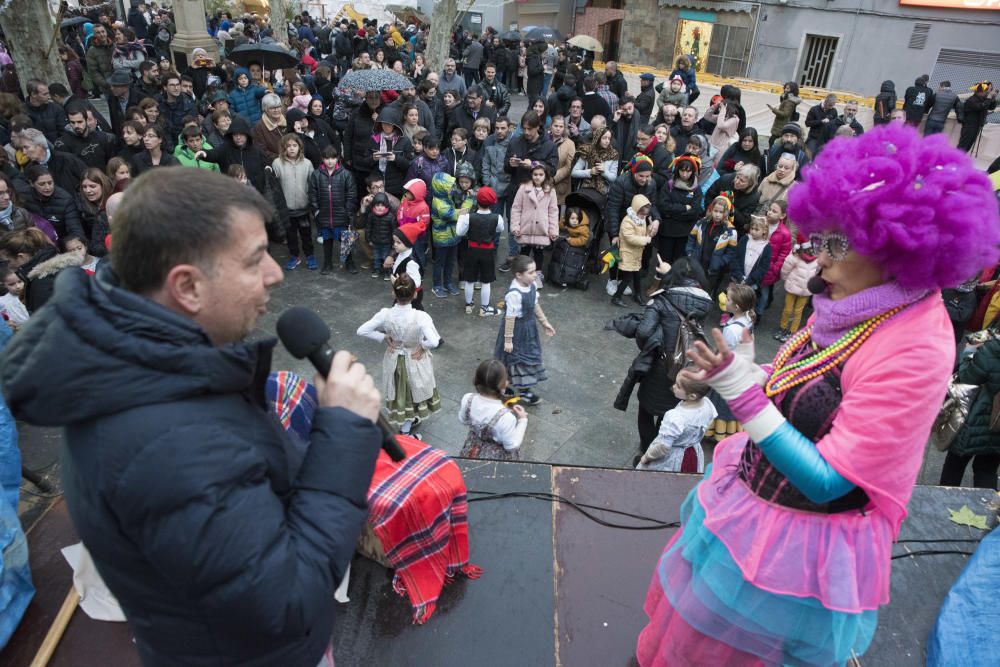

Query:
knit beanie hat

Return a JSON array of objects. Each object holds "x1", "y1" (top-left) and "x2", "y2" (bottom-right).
[
  {"x1": 394, "y1": 220, "x2": 426, "y2": 247},
  {"x1": 781, "y1": 122, "x2": 802, "y2": 138},
  {"x1": 477, "y1": 186, "x2": 497, "y2": 206},
  {"x1": 630, "y1": 154, "x2": 654, "y2": 174}
]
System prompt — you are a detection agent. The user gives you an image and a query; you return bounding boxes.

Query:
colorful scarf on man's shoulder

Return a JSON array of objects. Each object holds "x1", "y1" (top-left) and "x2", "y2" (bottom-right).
[{"x1": 368, "y1": 434, "x2": 482, "y2": 623}]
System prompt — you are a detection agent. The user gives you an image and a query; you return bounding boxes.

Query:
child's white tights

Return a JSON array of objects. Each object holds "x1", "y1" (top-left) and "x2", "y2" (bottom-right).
[{"x1": 464, "y1": 282, "x2": 492, "y2": 307}]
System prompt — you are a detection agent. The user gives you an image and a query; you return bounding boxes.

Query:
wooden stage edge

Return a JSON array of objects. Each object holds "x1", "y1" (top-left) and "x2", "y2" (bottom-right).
[{"x1": 3, "y1": 460, "x2": 995, "y2": 667}]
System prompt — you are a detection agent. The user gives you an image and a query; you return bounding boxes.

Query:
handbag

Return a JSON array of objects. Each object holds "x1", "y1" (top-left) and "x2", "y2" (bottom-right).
[
  {"x1": 339, "y1": 226, "x2": 359, "y2": 264},
  {"x1": 662, "y1": 296, "x2": 707, "y2": 382},
  {"x1": 930, "y1": 374, "x2": 979, "y2": 451}
]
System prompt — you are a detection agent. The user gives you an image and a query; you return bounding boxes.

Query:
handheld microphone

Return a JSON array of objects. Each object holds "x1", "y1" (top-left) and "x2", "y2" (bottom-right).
[
  {"x1": 807, "y1": 270, "x2": 827, "y2": 295},
  {"x1": 276, "y1": 306, "x2": 406, "y2": 462}
]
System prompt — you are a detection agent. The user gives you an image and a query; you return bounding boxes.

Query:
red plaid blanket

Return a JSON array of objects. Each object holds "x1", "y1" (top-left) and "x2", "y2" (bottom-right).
[{"x1": 368, "y1": 435, "x2": 482, "y2": 623}]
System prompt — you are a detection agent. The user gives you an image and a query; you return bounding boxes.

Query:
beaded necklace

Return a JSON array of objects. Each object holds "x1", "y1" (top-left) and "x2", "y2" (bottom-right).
[{"x1": 764, "y1": 305, "x2": 906, "y2": 398}]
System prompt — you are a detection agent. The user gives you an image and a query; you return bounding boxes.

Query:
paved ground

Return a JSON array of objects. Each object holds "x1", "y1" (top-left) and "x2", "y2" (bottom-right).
[{"x1": 18, "y1": 91, "x2": 963, "y2": 524}]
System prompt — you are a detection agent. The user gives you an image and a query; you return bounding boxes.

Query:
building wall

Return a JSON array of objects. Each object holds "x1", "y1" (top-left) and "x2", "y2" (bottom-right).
[
  {"x1": 574, "y1": 6, "x2": 624, "y2": 40},
  {"x1": 750, "y1": 2, "x2": 1000, "y2": 96}
]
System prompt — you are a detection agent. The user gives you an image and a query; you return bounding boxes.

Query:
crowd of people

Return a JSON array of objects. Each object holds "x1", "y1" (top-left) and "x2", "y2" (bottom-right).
[
  {"x1": 0, "y1": 6, "x2": 996, "y2": 477},
  {"x1": 0, "y1": 4, "x2": 997, "y2": 666}
]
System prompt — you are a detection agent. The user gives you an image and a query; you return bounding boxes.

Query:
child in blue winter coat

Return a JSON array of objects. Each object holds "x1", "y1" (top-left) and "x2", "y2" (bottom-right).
[
  {"x1": 227, "y1": 67, "x2": 267, "y2": 125},
  {"x1": 686, "y1": 195, "x2": 737, "y2": 295}
]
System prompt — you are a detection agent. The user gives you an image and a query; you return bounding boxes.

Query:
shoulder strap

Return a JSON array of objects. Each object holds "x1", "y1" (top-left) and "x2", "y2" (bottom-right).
[{"x1": 486, "y1": 406, "x2": 510, "y2": 428}]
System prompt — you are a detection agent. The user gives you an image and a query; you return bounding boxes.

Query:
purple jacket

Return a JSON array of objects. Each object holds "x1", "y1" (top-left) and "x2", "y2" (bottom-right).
[{"x1": 405, "y1": 153, "x2": 449, "y2": 202}]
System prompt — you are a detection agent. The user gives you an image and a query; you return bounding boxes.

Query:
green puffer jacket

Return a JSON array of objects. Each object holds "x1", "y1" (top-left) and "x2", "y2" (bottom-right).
[
  {"x1": 951, "y1": 338, "x2": 1000, "y2": 457},
  {"x1": 430, "y1": 172, "x2": 474, "y2": 247}
]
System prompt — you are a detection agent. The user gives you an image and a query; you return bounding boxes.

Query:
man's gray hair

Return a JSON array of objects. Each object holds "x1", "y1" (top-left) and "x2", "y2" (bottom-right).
[
  {"x1": 261, "y1": 93, "x2": 283, "y2": 110},
  {"x1": 18, "y1": 128, "x2": 47, "y2": 148}
]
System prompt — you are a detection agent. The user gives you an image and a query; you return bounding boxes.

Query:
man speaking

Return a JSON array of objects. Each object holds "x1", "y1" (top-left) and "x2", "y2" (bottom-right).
[{"x1": 0, "y1": 168, "x2": 382, "y2": 666}]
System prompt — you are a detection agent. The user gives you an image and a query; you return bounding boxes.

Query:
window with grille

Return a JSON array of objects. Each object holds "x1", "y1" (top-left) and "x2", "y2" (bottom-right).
[
  {"x1": 797, "y1": 35, "x2": 838, "y2": 88},
  {"x1": 909, "y1": 23, "x2": 930, "y2": 50},
  {"x1": 931, "y1": 48, "x2": 1000, "y2": 124}
]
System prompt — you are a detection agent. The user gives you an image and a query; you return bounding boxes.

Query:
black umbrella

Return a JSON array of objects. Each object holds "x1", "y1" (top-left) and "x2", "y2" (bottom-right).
[
  {"x1": 60, "y1": 16, "x2": 92, "y2": 29},
  {"x1": 499, "y1": 30, "x2": 520, "y2": 42},
  {"x1": 229, "y1": 42, "x2": 299, "y2": 70},
  {"x1": 337, "y1": 69, "x2": 413, "y2": 92},
  {"x1": 523, "y1": 26, "x2": 562, "y2": 42}
]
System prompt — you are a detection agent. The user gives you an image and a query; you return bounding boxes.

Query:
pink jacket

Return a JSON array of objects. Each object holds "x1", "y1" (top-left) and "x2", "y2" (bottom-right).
[
  {"x1": 511, "y1": 184, "x2": 559, "y2": 247},
  {"x1": 780, "y1": 252, "x2": 817, "y2": 296},
  {"x1": 763, "y1": 222, "x2": 792, "y2": 286}
]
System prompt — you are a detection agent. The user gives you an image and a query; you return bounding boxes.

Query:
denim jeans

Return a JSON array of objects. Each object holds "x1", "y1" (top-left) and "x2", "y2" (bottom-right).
[
  {"x1": 413, "y1": 233, "x2": 428, "y2": 270},
  {"x1": 756, "y1": 283, "x2": 774, "y2": 315},
  {"x1": 542, "y1": 72, "x2": 553, "y2": 97},
  {"x1": 432, "y1": 243, "x2": 457, "y2": 289},
  {"x1": 924, "y1": 119, "x2": 945, "y2": 136},
  {"x1": 372, "y1": 243, "x2": 391, "y2": 270},
  {"x1": 502, "y1": 196, "x2": 518, "y2": 258}
]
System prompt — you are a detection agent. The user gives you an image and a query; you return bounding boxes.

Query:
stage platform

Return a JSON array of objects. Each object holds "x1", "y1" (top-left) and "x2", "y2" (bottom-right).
[{"x1": 3, "y1": 460, "x2": 994, "y2": 667}]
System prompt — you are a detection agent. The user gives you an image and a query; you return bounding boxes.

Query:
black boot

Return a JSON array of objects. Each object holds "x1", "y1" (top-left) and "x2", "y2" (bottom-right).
[
  {"x1": 611, "y1": 296, "x2": 627, "y2": 307},
  {"x1": 320, "y1": 260, "x2": 334, "y2": 275},
  {"x1": 345, "y1": 255, "x2": 359, "y2": 275}
]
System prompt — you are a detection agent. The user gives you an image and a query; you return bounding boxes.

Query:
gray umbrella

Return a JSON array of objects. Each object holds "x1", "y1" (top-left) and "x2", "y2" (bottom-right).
[{"x1": 337, "y1": 69, "x2": 414, "y2": 92}]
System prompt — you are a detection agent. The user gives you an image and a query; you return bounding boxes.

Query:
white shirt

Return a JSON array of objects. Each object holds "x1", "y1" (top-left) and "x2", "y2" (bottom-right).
[
  {"x1": 356, "y1": 303, "x2": 440, "y2": 354},
  {"x1": 504, "y1": 280, "x2": 533, "y2": 317},
  {"x1": 722, "y1": 313, "x2": 754, "y2": 350},
  {"x1": 391, "y1": 248, "x2": 422, "y2": 289},
  {"x1": 0, "y1": 293, "x2": 28, "y2": 325},
  {"x1": 638, "y1": 398, "x2": 717, "y2": 473},
  {"x1": 743, "y1": 238, "x2": 769, "y2": 281},
  {"x1": 459, "y1": 393, "x2": 527, "y2": 451},
  {"x1": 456, "y1": 209, "x2": 505, "y2": 237}
]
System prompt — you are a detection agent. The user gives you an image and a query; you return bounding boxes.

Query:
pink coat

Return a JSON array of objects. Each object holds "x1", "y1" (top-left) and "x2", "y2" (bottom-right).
[
  {"x1": 511, "y1": 184, "x2": 559, "y2": 247},
  {"x1": 780, "y1": 252, "x2": 817, "y2": 296},
  {"x1": 763, "y1": 222, "x2": 792, "y2": 286}
]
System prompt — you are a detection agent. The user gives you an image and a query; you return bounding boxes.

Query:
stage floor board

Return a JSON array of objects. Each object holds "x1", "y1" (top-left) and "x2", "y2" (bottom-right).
[{"x1": 3, "y1": 461, "x2": 994, "y2": 667}]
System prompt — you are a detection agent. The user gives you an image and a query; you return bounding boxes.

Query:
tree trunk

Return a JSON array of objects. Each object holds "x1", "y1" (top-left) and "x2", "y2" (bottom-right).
[
  {"x1": 269, "y1": 0, "x2": 289, "y2": 48},
  {"x1": 0, "y1": 0, "x2": 69, "y2": 97},
  {"x1": 426, "y1": 0, "x2": 457, "y2": 77}
]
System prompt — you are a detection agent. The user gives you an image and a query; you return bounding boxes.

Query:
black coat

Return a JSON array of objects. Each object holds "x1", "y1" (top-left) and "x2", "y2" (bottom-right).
[
  {"x1": 367, "y1": 133, "x2": 414, "y2": 198},
  {"x1": 308, "y1": 163, "x2": 357, "y2": 230},
  {"x1": 54, "y1": 129, "x2": 120, "y2": 170},
  {"x1": 21, "y1": 185, "x2": 85, "y2": 240},
  {"x1": 30, "y1": 150, "x2": 88, "y2": 195},
  {"x1": 657, "y1": 180, "x2": 703, "y2": 238},
  {"x1": 502, "y1": 134, "x2": 558, "y2": 200},
  {"x1": 343, "y1": 102, "x2": 384, "y2": 172},
  {"x1": 0, "y1": 268, "x2": 381, "y2": 667},
  {"x1": 202, "y1": 116, "x2": 267, "y2": 193},
  {"x1": 26, "y1": 101, "x2": 67, "y2": 142},
  {"x1": 446, "y1": 101, "x2": 496, "y2": 138},
  {"x1": 131, "y1": 150, "x2": 180, "y2": 176},
  {"x1": 705, "y1": 172, "x2": 761, "y2": 235},
  {"x1": 76, "y1": 193, "x2": 110, "y2": 256},
  {"x1": 15, "y1": 245, "x2": 60, "y2": 313},
  {"x1": 106, "y1": 89, "x2": 143, "y2": 137},
  {"x1": 580, "y1": 92, "x2": 611, "y2": 124},
  {"x1": 606, "y1": 173, "x2": 661, "y2": 240},
  {"x1": 635, "y1": 285, "x2": 712, "y2": 415},
  {"x1": 804, "y1": 103, "x2": 838, "y2": 144},
  {"x1": 607, "y1": 71, "x2": 628, "y2": 101}
]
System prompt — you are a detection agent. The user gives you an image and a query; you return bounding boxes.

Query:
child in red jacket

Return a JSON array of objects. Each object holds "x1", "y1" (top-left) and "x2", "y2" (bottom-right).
[
  {"x1": 758, "y1": 199, "x2": 792, "y2": 315},
  {"x1": 393, "y1": 179, "x2": 431, "y2": 272}
]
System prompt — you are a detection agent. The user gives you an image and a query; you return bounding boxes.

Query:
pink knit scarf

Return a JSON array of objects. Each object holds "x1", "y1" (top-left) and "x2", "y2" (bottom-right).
[{"x1": 810, "y1": 281, "x2": 929, "y2": 346}]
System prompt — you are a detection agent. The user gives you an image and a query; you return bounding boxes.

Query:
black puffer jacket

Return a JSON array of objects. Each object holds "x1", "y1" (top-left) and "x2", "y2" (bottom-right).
[
  {"x1": 0, "y1": 267, "x2": 381, "y2": 667},
  {"x1": 951, "y1": 339, "x2": 1000, "y2": 457},
  {"x1": 203, "y1": 116, "x2": 267, "y2": 193},
  {"x1": 18, "y1": 246, "x2": 84, "y2": 313},
  {"x1": 658, "y1": 179, "x2": 704, "y2": 238},
  {"x1": 308, "y1": 162, "x2": 357, "y2": 230},
  {"x1": 21, "y1": 185, "x2": 85, "y2": 240},
  {"x1": 635, "y1": 284, "x2": 713, "y2": 415},
  {"x1": 26, "y1": 101, "x2": 68, "y2": 142},
  {"x1": 76, "y1": 193, "x2": 110, "y2": 256}
]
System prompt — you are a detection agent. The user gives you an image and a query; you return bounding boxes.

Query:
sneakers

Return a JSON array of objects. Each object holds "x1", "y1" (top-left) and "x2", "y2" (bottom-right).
[
  {"x1": 480, "y1": 305, "x2": 499, "y2": 317},
  {"x1": 432, "y1": 287, "x2": 448, "y2": 298},
  {"x1": 605, "y1": 278, "x2": 619, "y2": 296},
  {"x1": 534, "y1": 272, "x2": 544, "y2": 290},
  {"x1": 382, "y1": 270, "x2": 391, "y2": 281},
  {"x1": 285, "y1": 256, "x2": 301, "y2": 271},
  {"x1": 773, "y1": 328, "x2": 791, "y2": 342},
  {"x1": 447, "y1": 284, "x2": 461, "y2": 296},
  {"x1": 371, "y1": 268, "x2": 380, "y2": 278},
  {"x1": 306, "y1": 256, "x2": 318, "y2": 270},
  {"x1": 320, "y1": 260, "x2": 334, "y2": 275},
  {"x1": 465, "y1": 302, "x2": 475, "y2": 314},
  {"x1": 520, "y1": 390, "x2": 541, "y2": 406},
  {"x1": 499, "y1": 258, "x2": 513, "y2": 272}
]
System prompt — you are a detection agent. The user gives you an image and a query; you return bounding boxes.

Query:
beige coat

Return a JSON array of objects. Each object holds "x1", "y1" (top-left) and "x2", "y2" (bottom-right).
[
  {"x1": 553, "y1": 137, "x2": 575, "y2": 204},
  {"x1": 619, "y1": 194, "x2": 653, "y2": 272}
]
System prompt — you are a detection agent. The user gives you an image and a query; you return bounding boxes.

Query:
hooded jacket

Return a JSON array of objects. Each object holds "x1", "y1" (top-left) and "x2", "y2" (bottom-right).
[
  {"x1": 619, "y1": 194, "x2": 653, "y2": 271},
  {"x1": 0, "y1": 268, "x2": 380, "y2": 667},
  {"x1": 873, "y1": 81, "x2": 896, "y2": 125},
  {"x1": 18, "y1": 246, "x2": 83, "y2": 313},
  {"x1": 781, "y1": 251, "x2": 819, "y2": 296},
  {"x1": 397, "y1": 179, "x2": 430, "y2": 228},
  {"x1": 430, "y1": 171, "x2": 473, "y2": 247},
  {"x1": 511, "y1": 182, "x2": 558, "y2": 248},
  {"x1": 227, "y1": 67, "x2": 267, "y2": 125},
  {"x1": 308, "y1": 160, "x2": 357, "y2": 230},
  {"x1": 368, "y1": 110, "x2": 413, "y2": 197},
  {"x1": 903, "y1": 81, "x2": 935, "y2": 124},
  {"x1": 202, "y1": 116, "x2": 267, "y2": 192},
  {"x1": 658, "y1": 174, "x2": 703, "y2": 238},
  {"x1": 767, "y1": 93, "x2": 801, "y2": 138},
  {"x1": 606, "y1": 172, "x2": 661, "y2": 240},
  {"x1": 85, "y1": 40, "x2": 115, "y2": 94},
  {"x1": 343, "y1": 100, "x2": 385, "y2": 173},
  {"x1": 363, "y1": 195, "x2": 398, "y2": 246},
  {"x1": 480, "y1": 132, "x2": 512, "y2": 199},
  {"x1": 405, "y1": 152, "x2": 449, "y2": 202},
  {"x1": 54, "y1": 127, "x2": 119, "y2": 170}
]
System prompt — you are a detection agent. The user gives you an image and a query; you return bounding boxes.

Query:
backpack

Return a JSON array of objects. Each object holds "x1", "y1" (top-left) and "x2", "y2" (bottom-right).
[{"x1": 663, "y1": 295, "x2": 707, "y2": 382}]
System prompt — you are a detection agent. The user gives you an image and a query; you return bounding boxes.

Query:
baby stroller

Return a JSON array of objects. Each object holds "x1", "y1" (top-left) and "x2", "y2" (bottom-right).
[{"x1": 547, "y1": 188, "x2": 605, "y2": 290}]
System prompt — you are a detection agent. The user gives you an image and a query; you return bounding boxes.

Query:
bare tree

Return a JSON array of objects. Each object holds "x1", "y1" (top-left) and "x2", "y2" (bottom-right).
[
  {"x1": 269, "y1": 0, "x2": 289, "y2": 48},
  {"x1": 0, "y1": 0, "x2": 69, "y2": 96},
  {"x1": 425, "y1": 0, "x2": 457, "y2": 76}
]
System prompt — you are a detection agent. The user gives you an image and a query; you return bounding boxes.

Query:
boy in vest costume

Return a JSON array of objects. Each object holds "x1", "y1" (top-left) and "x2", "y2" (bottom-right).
[
  {"x1": 457, "y1": 186, "x2": 505, "y2": 316},
  {"x1": 390, "y1": 220, "x2": 427, "y2": 310}
]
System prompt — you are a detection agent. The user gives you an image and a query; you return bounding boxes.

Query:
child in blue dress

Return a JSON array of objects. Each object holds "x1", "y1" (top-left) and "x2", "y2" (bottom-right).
[{"x1": 494, "y1": 254, "x2": 556, "y2": 406}]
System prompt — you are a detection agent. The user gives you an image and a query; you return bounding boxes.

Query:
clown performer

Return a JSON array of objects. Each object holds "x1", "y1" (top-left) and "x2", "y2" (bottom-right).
[{"x1": 636, "y1": 124, "x2": 1000, "y2": 666}]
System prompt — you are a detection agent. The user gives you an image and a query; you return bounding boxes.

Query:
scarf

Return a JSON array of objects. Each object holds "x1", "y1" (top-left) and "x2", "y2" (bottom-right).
[
  {"x1": 811, "y1": 281, "x2": 929, "y2": 347},
  {"x1": 374, "y1": 131, "x2": 398, "y2": 172},
  {"x1": 114, "y1": 41, "x2": 145, "y2": 58},
  {"x1": 39, "y1": 147, "x2": 51, "y2": 166},
  {"x1": 0, "y1": 201, "x2": 12, "y2": 225},
  {"x1": 261, "y1": 113, "x2": 286, "y2": 132}
]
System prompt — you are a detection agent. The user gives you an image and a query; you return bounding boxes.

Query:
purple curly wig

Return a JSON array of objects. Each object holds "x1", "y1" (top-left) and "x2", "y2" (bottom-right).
[{"x1": 787, "y1": 123, "x2": 1000, "y2": 290}]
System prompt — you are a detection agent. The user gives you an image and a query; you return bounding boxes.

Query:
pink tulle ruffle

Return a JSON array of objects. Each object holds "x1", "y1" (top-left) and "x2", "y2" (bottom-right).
[{"x1": 699, "y1": 434, "x2": 895, "y2": 612}]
